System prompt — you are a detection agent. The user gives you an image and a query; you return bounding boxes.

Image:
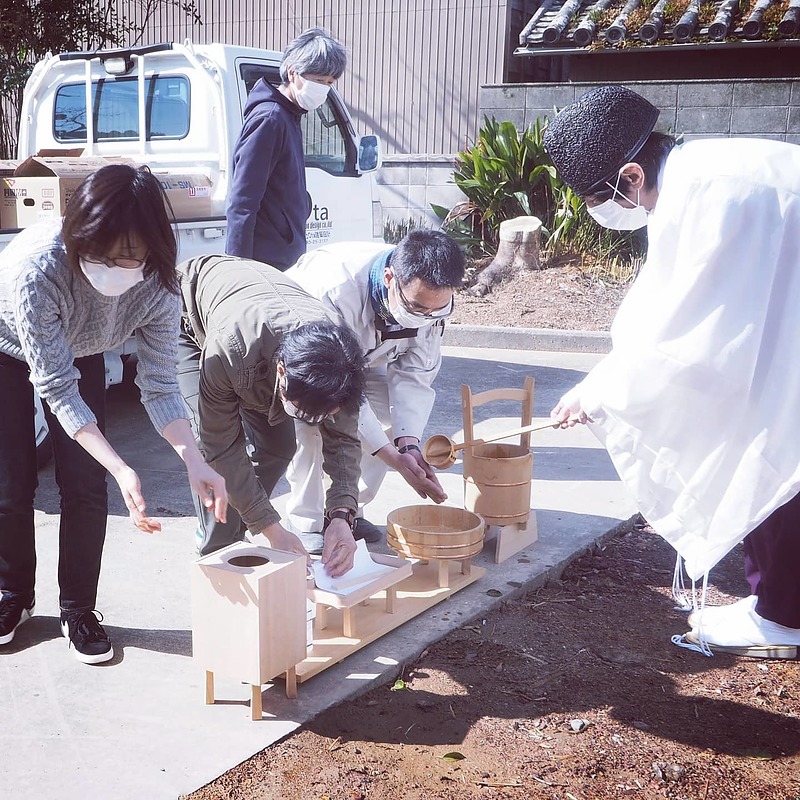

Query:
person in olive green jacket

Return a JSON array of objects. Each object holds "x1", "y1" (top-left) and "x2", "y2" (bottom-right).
[{"x1": 177, "y1": 255, "x2": 366, "y2": 577}]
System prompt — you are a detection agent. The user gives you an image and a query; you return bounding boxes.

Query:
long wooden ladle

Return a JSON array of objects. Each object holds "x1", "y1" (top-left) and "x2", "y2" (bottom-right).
[{"x1": 423, "y1": 419, "x2": 559, "y2": 469}]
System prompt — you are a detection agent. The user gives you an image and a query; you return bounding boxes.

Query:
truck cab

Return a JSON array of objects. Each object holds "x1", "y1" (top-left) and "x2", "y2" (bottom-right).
[{"x1": 7, "y1": 40, "x2": 383, "y2": 255}]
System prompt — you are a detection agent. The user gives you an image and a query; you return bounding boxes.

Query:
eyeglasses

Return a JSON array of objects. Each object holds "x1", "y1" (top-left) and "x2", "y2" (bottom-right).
[
  {"x1": 392, "y1": 275, "x2": 454, "y2": 318},
  {"x1": 85, "y1": 254, "x2": 149, "y2": 269}
]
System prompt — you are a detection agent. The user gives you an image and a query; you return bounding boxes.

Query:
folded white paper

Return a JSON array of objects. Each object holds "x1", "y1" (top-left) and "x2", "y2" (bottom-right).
[{"x1": 312, "y1": 540, "x2": 394, "y2": 595}]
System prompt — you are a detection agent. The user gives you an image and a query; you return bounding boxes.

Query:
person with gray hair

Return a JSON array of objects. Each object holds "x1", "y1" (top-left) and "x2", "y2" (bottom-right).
[{"x1": 226, "y1": 28, "x2": 347, "y2": 269}]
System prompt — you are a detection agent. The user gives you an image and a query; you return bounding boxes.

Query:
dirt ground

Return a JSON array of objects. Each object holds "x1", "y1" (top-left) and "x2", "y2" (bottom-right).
[
  {"x1": 448, "y1": 261, "x2": 629, "y2": 332},
  {"x1": 186, "y1": 266, "x2": 800, "y2": 800},
  {"x1": 186, "y1": 527, "x2": 800, "y2": 800}
]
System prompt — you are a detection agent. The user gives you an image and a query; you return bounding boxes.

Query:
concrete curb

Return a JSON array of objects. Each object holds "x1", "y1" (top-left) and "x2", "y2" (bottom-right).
[{"x1": 444, "y1": 324, "x2": 612, "y2": 353}]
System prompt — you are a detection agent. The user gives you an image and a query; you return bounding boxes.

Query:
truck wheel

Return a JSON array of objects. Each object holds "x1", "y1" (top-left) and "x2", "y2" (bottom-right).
[{"x1": 34, "y1": 394, "x2": 53, "y2": 469}]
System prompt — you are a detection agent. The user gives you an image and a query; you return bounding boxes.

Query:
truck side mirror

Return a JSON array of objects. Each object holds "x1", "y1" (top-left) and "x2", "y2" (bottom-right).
[{"x1": 357, "y1": 134, "x2": 381, "y2": 174}]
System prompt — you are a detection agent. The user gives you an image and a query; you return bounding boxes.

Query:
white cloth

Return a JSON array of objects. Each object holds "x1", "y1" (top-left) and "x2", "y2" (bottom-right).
[
  {"x1": 576, "y1": 138, "x2": 800, "y2": 580},
  {"x1": 311, "y1": 540, "x2": 394, "y2": 594},
  {"x1": 284, "y1": 242, "x2": 445, "y2": 532}
]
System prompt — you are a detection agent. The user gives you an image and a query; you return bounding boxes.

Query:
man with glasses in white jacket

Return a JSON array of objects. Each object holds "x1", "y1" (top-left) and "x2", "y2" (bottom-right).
[{"x1": 284, "y1": 230, "x2": 465, "y2": 553}]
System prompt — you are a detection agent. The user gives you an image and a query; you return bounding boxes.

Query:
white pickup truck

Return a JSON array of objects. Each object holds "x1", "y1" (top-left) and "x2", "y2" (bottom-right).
[{"x1": 0, "y1": 41, "x2": 384, "y2": 462}]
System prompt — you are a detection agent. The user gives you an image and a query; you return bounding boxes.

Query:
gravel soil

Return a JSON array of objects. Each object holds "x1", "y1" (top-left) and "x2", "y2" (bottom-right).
[
  {"x1": 185, "y1": 267, "x2": 799, "y2": 800},
  {"x1": 448, "y1": 262, "x2": 629, "y2": 332}
]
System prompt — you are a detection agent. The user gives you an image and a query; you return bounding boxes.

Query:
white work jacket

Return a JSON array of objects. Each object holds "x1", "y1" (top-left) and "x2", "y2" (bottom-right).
[{"x1": 286, "y1": 242, "x2": 445, "y2": 453}]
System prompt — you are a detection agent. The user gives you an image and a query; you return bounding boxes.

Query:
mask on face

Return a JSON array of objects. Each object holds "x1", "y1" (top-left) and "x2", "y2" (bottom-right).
[
  {"x1": 388, "y1": 277, "x2": 453, "y2": 329},
  {"x1": 294, "y1": 74, "x2": 331, "y2": 112},
  {"x1": 79, "y1": 258, "x2": 145, "y2": 296},
  {"x1": 279, "y1": 375, "x2": 329, "y2": 425},
  {"x1": 586, "y1": 174, "x2": 649, "y2": 231},
  {"x1": 390, "y1": 298, "x2": 452, "y2": 329}
]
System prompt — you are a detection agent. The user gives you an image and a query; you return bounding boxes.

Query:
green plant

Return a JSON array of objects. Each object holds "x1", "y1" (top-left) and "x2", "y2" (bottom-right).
[
  {"x1": 430, "y1": 202, "x2": 493, "y2": 256},
  {"x1": 439, "y1": 116, "x2": 559, "y2": 254},
  {"x1": 436, "y1": 114, "x2": 645, "y2": 283}
]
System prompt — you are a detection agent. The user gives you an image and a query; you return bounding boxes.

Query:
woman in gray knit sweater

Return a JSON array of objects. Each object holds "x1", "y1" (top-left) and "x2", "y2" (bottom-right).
[{"x1": 0, "y1": 165, "x2": 227, "y2": 664}]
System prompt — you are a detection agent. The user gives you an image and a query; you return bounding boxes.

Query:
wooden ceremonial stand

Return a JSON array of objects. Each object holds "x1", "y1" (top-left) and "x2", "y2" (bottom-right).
[
  {"x1": 191, "y1": 543, "x2": 308, "y2": 720},
  {"x1": 461, "y1": 376, "x2": 539, "y2": 563}
]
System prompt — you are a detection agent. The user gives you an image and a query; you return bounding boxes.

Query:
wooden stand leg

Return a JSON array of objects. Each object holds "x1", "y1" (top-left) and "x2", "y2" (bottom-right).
[
  {"x1": 461, "y1": 558, "x2": 472, "y2": 576},
  {"x1": 250, "y1": 685, "x2": 262, "y2": 721},
  {"x1": 285, "y1": 666, "x2": 297, "y2": 699},
  {"x1": 315, "y1": 603, "x2": 328, "y2": 631},
  {"x1": 493, "y1": 511, "x2": 538, "y2": 564},
  {"x1": 205, "y1": 671, "x2": 215, "y2": 705},
  {"x1": 437, "y1": 559, "x2": 450, "y2": 589},
  {"x1": 385, "y1": 586, "x2": 396, "y2": 614},
  {"x1": 343, "y1": 607, "x2": 355, "y2": 638}
]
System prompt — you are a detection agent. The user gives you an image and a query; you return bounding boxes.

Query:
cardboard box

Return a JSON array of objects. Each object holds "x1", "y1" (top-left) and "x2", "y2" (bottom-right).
[
  {"x1": 152, "y1": 172, "x2": 212, "y2": 219},
  {"x1": 1, "y1": 156, "x2": 124, "y2": 229},
  {"x1": 1, "y1": 156, "x2": 213, "y2": 230}
]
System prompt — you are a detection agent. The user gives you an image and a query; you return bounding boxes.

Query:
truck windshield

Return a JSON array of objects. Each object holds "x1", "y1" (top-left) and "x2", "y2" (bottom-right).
[{"x1": 53, "y1": 75, "x2": 190, "y2": 142}]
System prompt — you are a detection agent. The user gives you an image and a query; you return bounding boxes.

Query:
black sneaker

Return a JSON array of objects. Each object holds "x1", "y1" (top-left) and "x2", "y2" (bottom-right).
[
  {"x1": 0, "y1": 594, "x2": 35, "y2": 646},
  {"x1": 353, "y1": 517, "x2": 383, "y2": 543},
  {"x1": 60, "y1": 609, "x2": 114, "y2": 664}
]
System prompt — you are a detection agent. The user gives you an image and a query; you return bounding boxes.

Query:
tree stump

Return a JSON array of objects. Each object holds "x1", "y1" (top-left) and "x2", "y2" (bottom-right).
[{"x1": 469, "y1": 216, "x2": 542, "y2": 297}]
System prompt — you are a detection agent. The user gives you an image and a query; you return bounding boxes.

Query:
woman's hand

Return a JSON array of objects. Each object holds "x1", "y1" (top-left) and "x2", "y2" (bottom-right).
[
  {"x1": 321, "y1": 518, "x2": 357, "y2": 577},
  {"x1": 112, "y1": 464, "x2": 162, "y2": 533}
]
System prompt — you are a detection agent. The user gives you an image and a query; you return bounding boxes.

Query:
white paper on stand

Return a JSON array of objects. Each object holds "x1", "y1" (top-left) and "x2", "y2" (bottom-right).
[{"x1": 311, "y1": 540, "x2": 395, "y2": 595}]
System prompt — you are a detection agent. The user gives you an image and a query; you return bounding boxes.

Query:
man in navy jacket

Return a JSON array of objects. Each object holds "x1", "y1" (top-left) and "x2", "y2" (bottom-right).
[{"x1": 226, "y1": 28, "x2": 346, "y2": 269}]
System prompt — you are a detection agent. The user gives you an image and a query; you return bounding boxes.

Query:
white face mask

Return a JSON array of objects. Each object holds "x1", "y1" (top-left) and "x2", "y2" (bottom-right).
[
  {"x1": 586, "y1": 174, "x2": 649, "y2": 231},
  {"x1": 279, "y1": 376, "x2": 329, "y2": 425},
  {"x1": 389, "y1": 287, "x2": 453, "y2": 329},
  {"x1": 294, "y1": 74, "x2": 331, "y2": 112},
  {"x1": 79, "y1": 258, "x2": 145, "y2": 296}
]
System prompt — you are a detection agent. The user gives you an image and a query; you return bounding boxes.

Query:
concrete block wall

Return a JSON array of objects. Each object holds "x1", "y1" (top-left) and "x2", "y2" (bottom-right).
[
  {"x1": 376, "y1": 78, "x2": 800, "y2": 228},
  {"x1": 480, "y1": 78, "x2": 800, "y2": 145},
  {"x1": 375, "y1": 154, "x2": 466, "y2": 227}
]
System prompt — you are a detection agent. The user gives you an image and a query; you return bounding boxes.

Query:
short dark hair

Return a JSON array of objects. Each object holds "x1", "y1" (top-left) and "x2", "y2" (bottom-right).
[
  {"x1": 276, "y1": 320, "x2": 366, "y2": 417},
  {"x1": 389, "y1": 229, "x2": 465, "y2": 289},
  {"x1": 586, "y1": 131, "x2": 677, "y2": 202},
  {"x1": 62, "y1": 164, "x2": 179, "y2": 293}
]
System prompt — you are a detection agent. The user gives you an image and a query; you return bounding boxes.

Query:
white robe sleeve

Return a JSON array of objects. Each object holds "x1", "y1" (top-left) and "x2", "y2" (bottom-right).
[{"x1": 577, "y1": 139, "x2": 800, "y2": 579}]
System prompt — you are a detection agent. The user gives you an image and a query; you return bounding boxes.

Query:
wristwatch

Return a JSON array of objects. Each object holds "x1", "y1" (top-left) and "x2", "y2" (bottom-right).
[
  {"x1": 397, "y1": 443, "x2": 421, "y2": 455},
  {"x1": 325, "y1": 508, "x2": 355, "y2": 530}
]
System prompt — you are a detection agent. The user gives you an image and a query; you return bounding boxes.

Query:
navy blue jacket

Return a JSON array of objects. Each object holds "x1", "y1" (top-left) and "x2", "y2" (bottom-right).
[{"x1": 225, "y1": 79, "x2": 312, "y2": 270}]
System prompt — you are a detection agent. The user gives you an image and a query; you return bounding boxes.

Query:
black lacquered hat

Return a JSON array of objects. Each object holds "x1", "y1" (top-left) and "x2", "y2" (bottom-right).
[{"x1": 543, "y1": 86, "x2": 660, "y2": 196}]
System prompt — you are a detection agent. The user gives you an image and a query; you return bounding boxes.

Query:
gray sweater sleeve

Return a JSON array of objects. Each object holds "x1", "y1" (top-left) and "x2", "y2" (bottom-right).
[
  {"x1": 133, "y1": 291, "x2": 190, "y2": 433},
  {"x1": 14, "y1": 260, "x2": 97, "y2": 437},
  {"x1": 9, "y1": 242, "x2": 186, "y2": 438}
]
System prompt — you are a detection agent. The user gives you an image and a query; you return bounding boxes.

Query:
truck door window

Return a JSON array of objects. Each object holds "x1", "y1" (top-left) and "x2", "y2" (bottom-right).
[
  {"x1": 237, "y1": 63, "x2": 357, "y2": 177},
  {"x1": 53, "y1": 76, "x2": 190, "y2": 142}
]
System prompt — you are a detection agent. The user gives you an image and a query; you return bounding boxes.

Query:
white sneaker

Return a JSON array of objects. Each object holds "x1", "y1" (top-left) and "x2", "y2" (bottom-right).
[
  {"x1": 687, "y1": 594, "x2": 757, "y2": 629},
  {"x1": 685, "y1": 600, "x2": 800, "y2": 659}
]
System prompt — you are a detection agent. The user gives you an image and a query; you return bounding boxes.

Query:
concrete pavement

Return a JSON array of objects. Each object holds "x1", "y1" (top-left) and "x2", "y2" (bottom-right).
[{"x1": 0, "y1": 335, "x2": 636, "y2": 800}]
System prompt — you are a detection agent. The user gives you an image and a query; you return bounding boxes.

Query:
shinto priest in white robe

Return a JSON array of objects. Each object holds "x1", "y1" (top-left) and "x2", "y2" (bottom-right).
[{"x1": 576, "y1": 137, "x2": 800, "y2": 580}]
